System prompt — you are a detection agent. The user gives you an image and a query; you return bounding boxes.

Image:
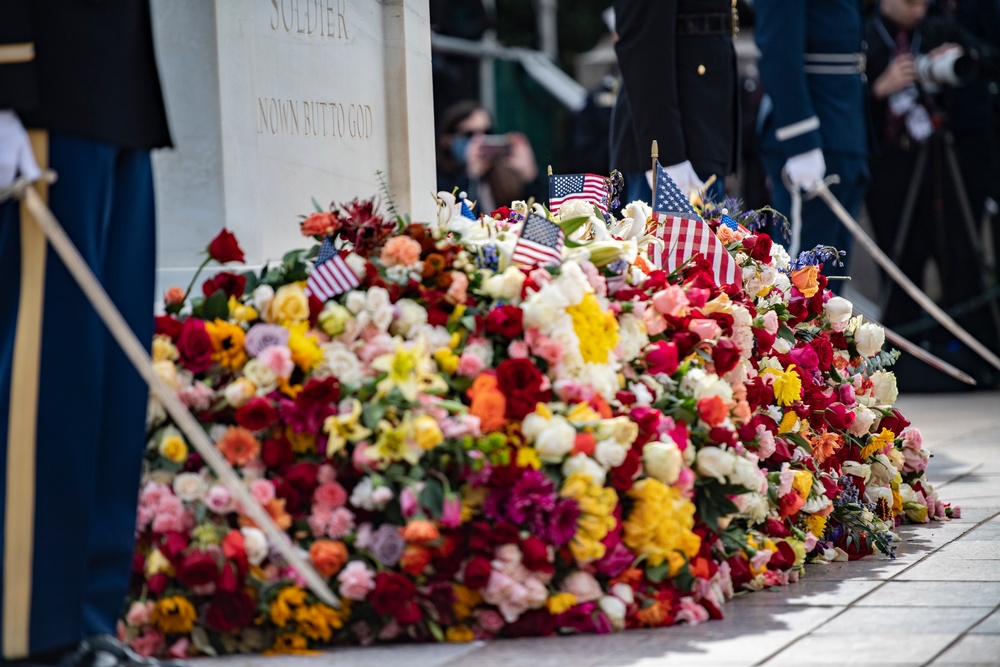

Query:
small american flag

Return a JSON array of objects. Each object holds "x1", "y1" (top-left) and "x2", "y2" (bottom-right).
[
  {"x1": 549, "y1": 173, "x2": 610, "y2": 216},
  {"x1": 306, "y1": 237, "x2": 360, "y2": 301},
  {"x1": 511, "y1": 212, "x2": 564, "y2": 267},
  {"x1": 650, "y1": 162, "x2": 739, "y2": 287}
]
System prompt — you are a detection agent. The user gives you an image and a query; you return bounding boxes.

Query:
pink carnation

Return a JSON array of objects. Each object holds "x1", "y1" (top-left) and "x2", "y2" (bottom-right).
[
  {"x1": 257, "y1": 345, "x2": 294, "y2": 378},
  {"x1": 457, "y1": 349, "x2": 486, "y2": 377},
  {"x1": 326, "y1": 507, "x2": 356, "y2": 539},
  {"x1": 379, "y1": 235, "x2": 422, "y2": 267},
  {"x1": 178, "y1": 382, "x2": 214, "y2": 411},
  {"x1": 314, "y1": 481, "x2": 348, "y2": 510},
  {"x1": 129, "y1": 628, "x2": 165, "y2": 658},
  {"x1": 675, "y1": 597, "x2": 710, "y2": 625},
  {"x1": 250, "y1": 479, "x2": 276, "y2": 506},
  {"x1": 337, "y1": 561, "x2": 376, "y2": 600},
  {"x1": 902, "y1": 427, "x2": 924, "y2": 451}
]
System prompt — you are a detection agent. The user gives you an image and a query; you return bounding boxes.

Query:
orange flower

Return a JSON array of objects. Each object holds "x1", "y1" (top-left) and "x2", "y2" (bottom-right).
[
  {"x1": 572, "y1": 432, "x2": 597, "y2": 456},
  {"x1": 399, "y1": 544, "x2": 432, "y2": 576},
  {"x1": 467, "y1": 374, "x2": 506, "y2": 433},
  {"x1": 217, "y1": 426, "x2": 261, "y2": 466},
  {"x1": 379, "y1": 235, "x2": 422, "y2": 267},
  {"x1": 790, "y1": 265, "x2": 820, "y2": 298},
  {"x1": 239, "y1": 497, "x2": 292, "y2": 531},
  {"x1": 401, "y1": 519, "x2": 440, "y2": 545},
  {"x1": 810, "y1": 431, "x2": 843, "y2": 465},
  {"x1": 635, "y1": 600, "x2": 670, "y2": 627},
  {"x1": 309, "y1": 539, "x2": 348, "y2": 578},
  {"x1": 717, "y1": 225, "x2": 745, "y2": 245},
  {"x1": 301, "y1": 211, "x2": 337, "y2": 237},
  {"x1": 696, "y1": 395, "x2": 729, "y2": 427}
]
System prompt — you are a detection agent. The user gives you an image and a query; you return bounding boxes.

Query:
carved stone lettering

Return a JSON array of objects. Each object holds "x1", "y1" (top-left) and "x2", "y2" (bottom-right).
[
  {"x1": 268, "y1": 0, "x2": 348, "y2": 39},
  {"x1": 256, "y1": 97, "x2": 372, "y2": 139}
]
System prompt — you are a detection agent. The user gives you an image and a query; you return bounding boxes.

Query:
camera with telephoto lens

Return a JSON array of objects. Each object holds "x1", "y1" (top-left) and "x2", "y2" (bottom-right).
[{"x1": 915, "y1": 48, "x2": 976, "y2": 90}]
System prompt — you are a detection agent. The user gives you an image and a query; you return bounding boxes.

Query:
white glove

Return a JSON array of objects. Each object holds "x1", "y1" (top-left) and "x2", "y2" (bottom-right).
[
  {"x1": 784, "y1": 148, "x2": 826, "y2": 192},
  {"x1": 0, "y1": 110, "x2": 42, "y2": 191},
  {"x1": 646, "y1": 160, "x2": 705, "y2": 197}
]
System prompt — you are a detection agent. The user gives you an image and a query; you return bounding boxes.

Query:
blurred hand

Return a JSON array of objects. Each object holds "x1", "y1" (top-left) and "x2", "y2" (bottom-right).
[
  {"x1": 658, "y1": 160, "x2": 704, "y2": 196},
  {"x1": 784, "y1": 148, "x2": 826, "y2": 192},
  {"x1": 872, "y1": 53, "x2": 916, "y2": 99},
  {"x1": 502, "y1": 132, "x2": 538, "y2": 182},
  {"x1": 928, "y1": 42, "x2": 961, "y2": 59},
  {"x1": 465, "y1": 132, "x2": 489, "y2": 178},
  {"x1": 0, "y1": 110, "x2": 41, "y2": 194}
]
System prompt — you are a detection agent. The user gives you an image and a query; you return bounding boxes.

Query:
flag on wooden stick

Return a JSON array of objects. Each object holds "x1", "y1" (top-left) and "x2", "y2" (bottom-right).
[{"x1": 306, "y1": 237, "x2": 360, "y2": 301}]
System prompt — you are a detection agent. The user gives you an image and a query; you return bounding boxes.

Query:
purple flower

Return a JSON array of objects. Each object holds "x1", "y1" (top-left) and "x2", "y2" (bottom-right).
[
  {"x1": 244, "y1": 323, "x2": 290, "y2": 357},
  {"x1": 370, "y1": 524, "x2": 405, "y2": 567},
  {"x1": 507, "y1": 469, "x2": 556, "y2": 524},
  {"x1": 532, "y1": 497, "x2": 580, "y2": 547}
]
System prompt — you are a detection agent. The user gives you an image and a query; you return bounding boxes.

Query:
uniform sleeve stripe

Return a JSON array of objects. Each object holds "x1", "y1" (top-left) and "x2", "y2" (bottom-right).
[
  {"x1": 0, "y1": 43, "x2": 35, "y2": 65},
  {"x1": 775, "y1": 116, "x2": 820, "y2": 141}
]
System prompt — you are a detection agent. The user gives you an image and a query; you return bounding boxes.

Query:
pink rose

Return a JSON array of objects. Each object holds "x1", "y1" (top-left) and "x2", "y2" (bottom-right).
[
  {"x1": 457, "y1": 350, "x2": 486, "y2": 377},
  {"x1": 167, "y1": 638, "x2": 189, "y2": 660},
  {"x1": 560, "y1": 571, "x2": 602, "y2": 602},
  {"x1": 317, "y1": 463, "x2": 337, "y2": 484},
  {"x1": 440, "y1": 496, "x2": 462, "y2": 528},
  {"x1": 129, "y1": 628, "x2": 165, "y2": 658},
  {"x1": 178, "y1": 382, "x2": 214, "y2": 411},
  {"x1": 314, "y1": 481, "x2": 348, "y2": 509},
  {"x1": 762, "y1": 310, "x2": 779, "y2": 335},
  {"x1": 528, "y1": 267, "x2": 552, "y2": 286},
  {"x1": 652, "y1": 285, "x2": 690, "y2": 317},
  {"x1": 337, "y1": 560, "x2": 376, "y2": 600},
  {"x1": 756, "y1": 425, "x2": 776, "y2": 460},
  {"x1": 204, "y1": 485, "x2": 235, "y2": 514},
  {"x1": 689, "y1": 318, "x2": 722, "y2": 341},
  {"x1": 257, "y1": 345, "x2": 294, "y2": 378},
  {"x1": 475, "y1": 608, "x2": 506, "y2": 633},
  {"x1": 125, "y1": 601, "x2": 152, "y2": 626},
  {"x1": 400, "y1": 486, "x2": 421, "y2": 518},
  {"x1": 446, "y1": 271, "x2": 469, "y2": 304},
  {"x1": 675, "y1": 597, "x2": 710, "y2": 625},
  {"x1": 579, "y1": 261, "x2": 607, "y2": 297},
  {"x1": 250, "y1": 479, "x2": 276, "y2": 506},
  {"x1": 507, "y1": 340, "x2": 530, "y2": 359},
  {"x1": 643, "y1": 308, "x2": 668, "y2": 337}
]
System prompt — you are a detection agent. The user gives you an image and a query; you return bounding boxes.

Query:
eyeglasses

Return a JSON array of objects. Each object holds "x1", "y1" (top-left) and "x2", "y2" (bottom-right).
[{"x1": 455, "y1": 127, "x2": 493, "y2": 140}]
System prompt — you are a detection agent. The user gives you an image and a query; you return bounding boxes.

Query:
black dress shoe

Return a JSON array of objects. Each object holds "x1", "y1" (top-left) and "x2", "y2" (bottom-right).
[{"x1": 78, "y1": 637, "x2": 187, "y2": 667}]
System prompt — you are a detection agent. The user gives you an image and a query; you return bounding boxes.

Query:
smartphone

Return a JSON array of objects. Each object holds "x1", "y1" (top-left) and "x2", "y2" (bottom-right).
[{"x1": 478, "y1": 134, "x2": 512, "y2": 159}]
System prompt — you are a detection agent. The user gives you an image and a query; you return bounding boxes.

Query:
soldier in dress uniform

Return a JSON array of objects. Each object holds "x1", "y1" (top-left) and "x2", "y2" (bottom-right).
[
  {"x1": 755, "y1": 0, "x2": 869, "y2": 269},
  {"x1": 0, "y1": 2, "x2": 174, "y2": 665},
  {"x1": 610, "y1": 0, "x2": 740, "y2": 204}
]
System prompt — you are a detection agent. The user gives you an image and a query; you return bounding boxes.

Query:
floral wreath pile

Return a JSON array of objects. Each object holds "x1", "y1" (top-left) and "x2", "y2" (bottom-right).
[{"x1": 125, "y1": 189, "x2": 957, "y2": 657}]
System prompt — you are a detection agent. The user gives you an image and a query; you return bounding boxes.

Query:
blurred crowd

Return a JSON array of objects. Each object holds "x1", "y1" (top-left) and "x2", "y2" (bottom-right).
[{"x1": 430, "y1": 0, "x2": 1000, "y2": 388}]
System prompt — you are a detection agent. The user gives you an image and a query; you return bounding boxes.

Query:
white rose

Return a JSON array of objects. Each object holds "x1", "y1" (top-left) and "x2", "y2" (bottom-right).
[
  {"x1": 223, "y1": 378, "x2": 257, "y2": 408},
  {"x1": 824, "y1": 296, "x2": 854, "y2": 328},
  {"x1": 172, "y1": 472, "x2": 207, "y2": 502},
  {"x1": 562, "y1": 453, "x2": 607, "y2": 485},
  {"x1": 594, "y1": 439, "x2": 628, "y2": 469},
  {"x1": 242, "y1": 359, "x2": 278, "y2": 394},
  {"x1": 483, "y1": 266, "x2": 526, "y2": 301},
  {"x1": 841, "y1": 460, "x2": 871, "y2": 483},
  {"x1": 558, "y1": 199, "x2": 595, "y2": 222},
  {"x1": 534, "y1": 416, "x2": 577, "y2": 464},
  {"x1": 344, "y1": 290, "x2": 367, "y2": 314},
  {"x1": 370, "y1": 305, "x2": 394, "y2": 332},
  {"x1": 390, "y1": 299, "x2": 428, "y2": 338},
  {"x1": 349, "y1": 476, "x2": 378, "y2": 511},
  {"x1": 318, "y1": 302, "x2": 352, "y2": 337},
  {"x1": 848, "y1": 406, "x2": 876, "y2": 436},
  {"x1": 854, "y1": 322, "x2": 885, "y2": 358},
  {"x1": 870, "y1": 370, "x2": 898, "y2": 406},
  {"x1": 772, "y1": 337, "x2": 793, "y2": 354},
  {"x1": 344, "y1": 252, "x2": 366, "y2": 279},
  {"x1": 252, "y1": 285, "x2": 275, "y2": 321},
  {"x1": 561, "y1": 570, "x2": 604, "y2": 602},
  {"x1": 241, "y1": 527, "x2": 269, "y2": 566},
  {"x1": 316, "y1": 342, "x2": 365, "y2": 386},
  {"x1": 643, "y1": 439, "x2": 683, "y2": 484},
  {"x1": 599, "y1": 595, "x2": 627, "y2": 631},
  {"x1": 696, "y1": 447, "x2": 736, "y2": 484}
]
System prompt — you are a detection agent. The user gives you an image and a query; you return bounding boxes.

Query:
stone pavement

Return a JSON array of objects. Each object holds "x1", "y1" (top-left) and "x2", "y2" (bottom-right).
[{"x1": 205, "y1": 390, "x2": 1000, "y2": 667}]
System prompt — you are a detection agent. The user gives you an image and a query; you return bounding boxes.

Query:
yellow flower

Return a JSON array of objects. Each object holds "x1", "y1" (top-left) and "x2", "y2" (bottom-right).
[
  {"x1": 545, "y1": 592, "x2": 577, "y2": 615},
  {"x1": 295, "y1": 604, "x2": 336, "y2": 642},
  {"x1": 286, "y1": 426, "x2": 317, "y2": 455},
  {"x1": 516, "y1": 447, "x2": 542, "y2": 470},
  {"x1": 323, "y1": 399, "x2": 372, "y2": 457},
  {"x1": 269, "y1": 283, "x2": 310, "y2": 324},
  {"x1": 570, "y1": 535, "x2": 606, "y2": 563},
  {"x1": 287, "y1": 322, "x2": 322, "y2": 372},
  {"x1": 778, "y1": 411, "x2": 799, "y2": 435},
  {"x1": 433, "y1": 348, "x2": 460, "y2": 375},
  {"x1": 228, "y1": 296, "x2": 258, "y2": 323},
  {"x1": 205, "y1": 318, "x2": 248, "y2": 370},
  {"x1": 371, "y1": 339, "x2": 448, "y2": 403},
  {"x1": 860, "y1": 428, "x2": 896, "y2": 460},
  {"x1": 317, "y1": 303, "x2": 352, "y2": 337},
  {"x1": 460, "y1": 485, "x2": 488, "y2": 522},
  {"x1": 567, "y1": 293, "x2": 620, "y2": 364},
  {"x1": 145, "y1": 549, "x2": 174, "y2": 578},
  {"x1": 624, "y1": 478, "x2": 700, "y2": 571},
  {"x1": 372, "y1": 415, "x2": 421, "y2": 465},
  {"x1": 791, "y1": 470, "x2": 814, "y2": 499},
  {"x1": 566, "y1": 402, "x2": 602, "y2": 425},
  {"x1": 270, "y1": 586, "x2": 308, "y2": 627},
  {"x1": 412, "y1": 414, "x2": 444, "y2": 450},
  {"x1": 452, "y1": 584, "x2": 482, "y2": 620},
  {"x1": 265, "y1": 633, "x2": 317, "y2": 656},
  {"x1": 762, "y1": 365, "x2": 802, "y2": 406},
  {"x1": 151, "y1": 335, "x2": 178, "y2": 362},
  {"x1": 445, "y1": 625, "x2": 475, "y2": 643},
  {"x1": 158, "y1": 433, "x2": 188, "y2": 463},
  {"x1": 804, "y1": 514, "x2": 827, "y2": 538},
  {"x1": 151, "y1": 596, "x2": 197, "y2": 634},
  {"x1": 560, "y1": 473, "x2": 617, "y2": 564}
]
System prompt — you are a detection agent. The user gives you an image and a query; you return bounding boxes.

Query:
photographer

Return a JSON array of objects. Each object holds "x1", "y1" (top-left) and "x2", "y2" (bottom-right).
[
  {"x1": 435, "y1": 100, "x2": 543, "y2": 211},
  {"x1": 864, "y1": 0, "x2": 999, "y2": 356}
]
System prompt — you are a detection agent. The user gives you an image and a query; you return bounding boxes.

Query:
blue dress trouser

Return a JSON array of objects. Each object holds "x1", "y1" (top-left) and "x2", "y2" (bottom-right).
[{"x1": 0, "y1": 134, "x2": 154, "y2": 655}]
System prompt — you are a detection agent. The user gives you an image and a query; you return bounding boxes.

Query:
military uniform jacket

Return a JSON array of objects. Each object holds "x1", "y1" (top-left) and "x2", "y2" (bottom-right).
[
  {"x1": 0, "y1": 0, "x2": 170, "y2": 150},
  {"x1": 610, "y1": 0, "x2": 739, "y2": 177},
  {"x1": 756, "y1": 0, "x2": 867, "y2": 161}
]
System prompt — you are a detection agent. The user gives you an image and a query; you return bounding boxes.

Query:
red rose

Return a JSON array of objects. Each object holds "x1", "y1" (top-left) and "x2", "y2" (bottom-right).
[
  {"x1": 820, "y1": 476, "x2": 840, "y2": 500},
  {"x1": 742, "y1": 233, "x2": 773, "y2": 263},
  {"x1": 147, "y1": 573, "x2": 168, "y2": 595},
  {"x1": 752, "y1": 327, "x2": 776, "y2": 354},
  {"x1": 202, "y1": 271, "x2": 247, "y2": 299},
  {"x1": 519, "y1": 536, "x2": 553, "y2": 573},
  {"x1": 371, "y1": 572, "x2": 422, "y2": 624},
  {"x1": 727, "y1": 555, "x2": 752, "y2": 589},
  {"x1": 768, "y1": 540, "x2": 797, "y2": 570},
  {"x1": 261, "y1": 437, "x2": 294, "y2": 468},
  {"x1": 463, "y1": 557, "x2": 491, "y2": 590},
  {"x1": 485, "y1": 304, "x2": 524, "y2": 338},
  {"x1": 204, "y1": 591, "x2": 255, "y2": 632},
  {"x1": 711, "y1": 338, "x2": 741, "y2": 375},
  {"x1": 879, "y1": 409, "x2": 910, "y2": 435},
  {"x1": 207, "y1": 229, "x2": 246, "y2": 264},
  {"x1": 645, "y1": 341, "x2": 679, "y2": 375},
  {"x1": 281, "y1": 377, "x2": 341, "y2": 434},
  {"x1": 496, "y1": 358, "x2": 550, "y2": 420},
  {"x1": 825, "y1": 403, "x2": 855, "y2": 431},
  {"x1": 176, "y1": 318, "x2": 214, "y2": 374},
  {"x1": 217, "y1": 561, "x2": 241, "y2": 593},
  {"x1": 763, "y1": 518, "x2": 790, "y2": 538},
  {"x1": 155, "y1": 315, "x2": 183, "y2": 340},
  {"x1": 490, "y1": 205, "x2": 513, "y2": 220},
  {"x1": 235, "y1": 397, "x2": 278, "y2": 432},
  {"x1": 284, "y1": 461, "x2": 320, "y2": 493},
  {"x1": 176, "y1": 549, "x2": 218, "y2": 587},
  {"x1": 160, "y1": 531, "x2": 189, "y2": 563},
  {"x1": 835, "y1": 529, "x2": 874, "y2": 560},
  {"x1": 810, "y1": 336, "x2": 834, "y2": 371}
]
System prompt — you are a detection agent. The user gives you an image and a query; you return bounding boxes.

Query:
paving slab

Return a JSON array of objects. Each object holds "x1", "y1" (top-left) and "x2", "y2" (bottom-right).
[
  {"x1": 854, "y1": 581, "x2": 1000, "y2": 607},
  {"x1": 970, "y1": 609, "x2": 1000, "y2": 634},
  {"x1": 928, "y1": 634, "x2": 1000, "y2": 665},
  {"x1": 810, "y1": 605, "x2": 992, "y2": 636},
  {"x1": 760, "y1": 633, "x2": 959, "y2": 665}
]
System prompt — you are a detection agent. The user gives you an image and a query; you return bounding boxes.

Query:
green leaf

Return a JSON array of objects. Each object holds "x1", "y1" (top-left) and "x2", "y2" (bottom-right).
[
  {"x1": 362, "y1": 401, "x2": 387, "y2": 429},
  {"x1": 646, "y1": 560, "x2": 671, "y2": 583},
  {"x1": 778, "y1": 324, "x2": 796, "y2": 343},
  {"x1": 202, "y1": 290, "x2": 229, "y2": 321},
  {"x1": 783, "y1": 432, "x2": 812, "y2": 451},
  {"x1": 426, "y1": 618, "x2": 445, "y2": 643},
  {"x1": 419, "y1": 478, "x2": 445, "y2": 518},
  {"x1": 557, "y1": 215, "x2": 590, "y2": 238},
  {"x1": 311, "y1": 196, "x2": 324, "y2": 213}
]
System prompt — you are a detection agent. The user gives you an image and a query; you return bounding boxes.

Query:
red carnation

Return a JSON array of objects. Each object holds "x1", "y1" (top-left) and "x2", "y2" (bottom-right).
[
  {"x1": 202, "y1": 271, "x2": 247, "y2": 299},
  {"x1": 371, "y1": 572, "x2": 422, "y2": 624},
  {"x1": 485, "y1": 304, "x2": 524, "y2": 339},
  {"x1": 207, "y1": 229, "x2": 245, "y2": 264},
  {"x1": 235, "y1": 397, "x2": 278, "y2": 432},
  {"x1": 176, "y1": 318, "x2": 214, "y2": 374},
  {"x1": 176, "y1": 549, "x2": 218, "y2": 588},
  {"x1": 204, "y1": 591, "x2": 255, "y2": 632},
  {"x1": 496, "y1": 358, "x2": 550, "y2": 420}
]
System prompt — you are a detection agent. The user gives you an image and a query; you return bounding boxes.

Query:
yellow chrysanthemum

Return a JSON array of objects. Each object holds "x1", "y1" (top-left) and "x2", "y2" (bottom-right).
[
  {"x1": 567, "y1": 293, "x2": 620, "y2": 364},
  {"x1": 804, "y1": 514, "x2": 828, "y2": 538},
  {"x1": 778, "y1": 411, "x2": 799, "y2": 435},
  {"x1": 151, "y1": 335, "x2": 178, "y2": 362},
  {"x1": 560, "y1": 473, "x2": 618, "y2": 564},
  {"x1": 445, "y1": 625, "x2": 475, "y2": 643},
  {"x1": 860, "y1": 428, "x2": 896, "y2": 460},
  {"x1": 546, "y1": 592, "x2": 578, "y2": 615},
  {"x1": 270, "y1": 586, "x2": 308, "y2": 628},
  {"x1": 765, "y1": 365, "x2": 803, "y2": 406},
  {"x1": 204, "y1": 318, "x2": 248, "y2": 370},
  {"x1": 452, "y1": 584, "x2": 482, "y2": 620},
  {"x1": 516, "y1": 447, "x2": 542, "y2": 470},
  {"x1": 623, "y1": 478, "x2": 701, "y2": 571},
  {"x1": 287, "y1": 322, "x2": 323, "y2": 372},
  {"x1": 151, "y1": 595, "x2": 197, "y2": 634}
]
